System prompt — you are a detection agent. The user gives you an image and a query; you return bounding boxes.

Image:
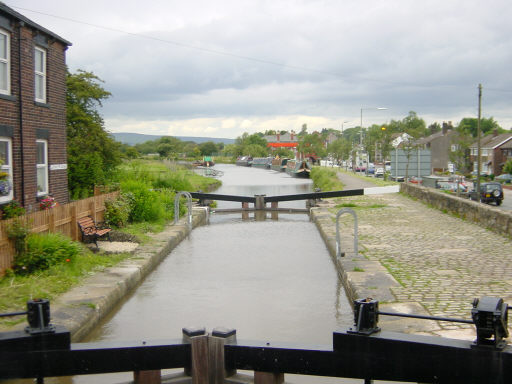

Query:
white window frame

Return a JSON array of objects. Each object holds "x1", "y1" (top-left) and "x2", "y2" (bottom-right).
[
  {"x1": 0, "y1": 28, "x2": 10, "y2": 95},
  {"x1": 36, "y1": 139, "x2": 48, "y2": 196},
  {"x1": 34, "y1": 46, "x2": 47, "y2": 103},
  {"x1": 0, "y1": 137, "x2": 13, "y2": 203}
]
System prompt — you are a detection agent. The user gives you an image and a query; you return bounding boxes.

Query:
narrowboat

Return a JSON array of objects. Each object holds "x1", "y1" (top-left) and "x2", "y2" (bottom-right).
[
  {"x1": 192, "y1": 156, "x2": 215, "y2": 167},
  {"x1": 252, "y1": 157, "x2": 273, "y2": 168},
  {"x1": 286, "y1": 159, "x2": 311, "y2": 178},
  {"x1": 235, "y1": 156, "x2": 253, "y2": 166},
  {"x1": 271, "y1": 157, "x2": 289, "y2": 172}
]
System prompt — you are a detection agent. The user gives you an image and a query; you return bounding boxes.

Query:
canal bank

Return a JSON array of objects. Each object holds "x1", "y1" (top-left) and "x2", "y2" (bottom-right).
[
  {"x1": 310, "y1": 187, "x2": 512, "y2": 340},
  {"x1": 47, "y1": 208, "x2": 208, "y2": 342}
]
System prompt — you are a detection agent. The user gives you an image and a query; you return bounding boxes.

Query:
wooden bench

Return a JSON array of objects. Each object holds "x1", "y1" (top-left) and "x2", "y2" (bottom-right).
[{"x1": 77, "y1": 216, "x2": 112, "y2": 247}]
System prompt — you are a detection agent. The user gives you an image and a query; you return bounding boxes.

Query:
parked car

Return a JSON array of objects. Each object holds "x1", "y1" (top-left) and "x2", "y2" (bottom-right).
[
  {"x1": 375, "y1": 168, "x2": 384, "y2": 178},
  {"x1": 495, "y1": 173, "x2": 512, "y2": 184},
  {"x1": 473, "y1": 182, "x2": 504, "y2": 205},
  {"x1": 438, "y1": 181, "x2": 467, "y2": 193},
  {"x1": 408, "y1": 176, "x2": 423, "y2": 184}
]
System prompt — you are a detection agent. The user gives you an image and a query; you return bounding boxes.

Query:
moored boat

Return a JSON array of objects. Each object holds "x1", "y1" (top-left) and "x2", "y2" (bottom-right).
[
  {"x1": 271, "y1": 157, "x2": 289, "y2": 172},
  {"x1": 202, "y1": 156, "x2": 215, "y2": 166},
  {"x1": 252, "y1": 157, "x2": 273, "y2": 168},
  {"x1": 235, "y1": 156, "x2": 253, "y2": 166},
  {"x1": 286, "y1": 159, "x2": 311, "y2": 178}
]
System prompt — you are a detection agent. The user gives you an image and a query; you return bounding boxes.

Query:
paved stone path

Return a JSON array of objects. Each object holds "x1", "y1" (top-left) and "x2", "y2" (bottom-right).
[{"x1": 321, "y1": 170, "x2": 512, "y2": 338}]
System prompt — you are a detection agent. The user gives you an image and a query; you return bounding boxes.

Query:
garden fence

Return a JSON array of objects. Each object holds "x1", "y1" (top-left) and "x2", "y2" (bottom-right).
[{"x1": 0, "y1": 191, "x2": 119, "y2": 273}]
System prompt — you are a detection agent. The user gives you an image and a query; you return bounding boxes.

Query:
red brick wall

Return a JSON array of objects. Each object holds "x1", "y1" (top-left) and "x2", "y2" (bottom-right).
[{"x1": 0, "y1": 23, "x2": 69, "y2": 212}]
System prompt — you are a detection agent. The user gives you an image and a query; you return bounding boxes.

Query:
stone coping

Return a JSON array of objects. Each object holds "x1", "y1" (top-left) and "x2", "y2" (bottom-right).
[{"x1": 50, "y1": 208, "x2": 208, "y2": 342}]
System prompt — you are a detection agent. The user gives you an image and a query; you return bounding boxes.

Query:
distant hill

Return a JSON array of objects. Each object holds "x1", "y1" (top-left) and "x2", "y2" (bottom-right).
[{"x1": 111, "y1": 132, "x2": 235, "y2": 146}]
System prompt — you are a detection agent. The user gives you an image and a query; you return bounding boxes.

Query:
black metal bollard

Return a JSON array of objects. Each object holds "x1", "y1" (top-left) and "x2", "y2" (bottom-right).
[
  {"x1": 26, "y1": 298, "x2": 54, "y2": 334},
  {"x1": 348, "y1": 298, "x2": 380, "y2": 335}
]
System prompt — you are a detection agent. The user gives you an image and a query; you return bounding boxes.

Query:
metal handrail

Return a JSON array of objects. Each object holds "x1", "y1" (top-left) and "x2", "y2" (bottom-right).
[
  {"x1": 336, "y1": 208, "x2": 358, "y2": 257},
  {"x1": 174, "y1": 191, "x2": 193, "y2": 229}
]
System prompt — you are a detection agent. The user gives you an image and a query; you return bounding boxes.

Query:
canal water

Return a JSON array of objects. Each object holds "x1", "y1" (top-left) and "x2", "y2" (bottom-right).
[{"x1": 17, "y1": 164, "x2": 356, "y2": 384}]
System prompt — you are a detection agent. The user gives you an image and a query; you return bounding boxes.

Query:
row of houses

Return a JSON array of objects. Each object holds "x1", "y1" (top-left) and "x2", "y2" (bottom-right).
[
  {"x1": 417, "y1": 124, "x2": 512, "y2": 175},
  {"x1": 0, "y1": 2, "x2": 71, "y2": 212}
]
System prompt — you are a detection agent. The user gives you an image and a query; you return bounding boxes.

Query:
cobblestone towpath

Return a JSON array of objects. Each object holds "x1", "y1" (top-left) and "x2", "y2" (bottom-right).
[{"x1": 313, "y1": 172, "x2": 512, "y2": 339}]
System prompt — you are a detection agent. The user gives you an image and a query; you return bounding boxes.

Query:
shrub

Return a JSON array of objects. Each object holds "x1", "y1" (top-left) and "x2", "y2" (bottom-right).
[
  {"x1": 1, "y1": 201, "x2": 25, "y2": 219},
  {"x1": 104, "y1": 193, "x2": 132, "y2": 228},
  {"x1": 13, "y1": 233, "x2": 81, "y2": 275},
  {"x1": 120, "y1": 180, "x2": 166, "y2": 223},
  {"x1": 6, "y1": 219, "x2": 30, "y2": 255}
]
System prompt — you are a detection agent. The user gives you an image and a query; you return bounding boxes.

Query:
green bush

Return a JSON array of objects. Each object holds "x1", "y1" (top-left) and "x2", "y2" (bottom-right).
[
  {"x1": 14, "y1": 233, "x2": 81, "y2": 274},
  {"x1": 104, "y1": 193, "x2": 132, "y2": 228},
  {"x1": 1, "y1": 201, "x2": 26, "y2": 219},
  {"x1": 120, "y1": 180, "x2": 167, "y2": 223},
  {"x1": 310, "y1": 167, "x2": 344, "y2": 191}
]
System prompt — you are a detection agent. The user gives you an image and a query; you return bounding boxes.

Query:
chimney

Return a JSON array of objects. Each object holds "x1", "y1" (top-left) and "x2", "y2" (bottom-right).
[
  {"x1": 493, "y1": 129, "x2": 499, "y2": 137},
  {"x1": 442, "y1": 122, "x2": 448, "y2": 135},
  {"x1": 276, "y1": 133, "x2": 280, "y2": 141}
]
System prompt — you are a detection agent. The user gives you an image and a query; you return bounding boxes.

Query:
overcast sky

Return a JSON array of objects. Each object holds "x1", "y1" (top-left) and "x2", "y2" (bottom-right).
[{"x1": 9, "y1": 0, "x2": 512, "y2": 138}]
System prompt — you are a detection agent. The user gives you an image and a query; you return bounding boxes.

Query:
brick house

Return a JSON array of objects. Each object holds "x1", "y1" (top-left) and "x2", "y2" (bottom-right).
[
  {"x1": 0, "y1": 3, "x2": 71, "y2": 212},
  {"x1": 469, "y1": 131, "x2": 512, "y2": 176},
  {"x1": 416, "y1": 123, "x2": 459, "y2": 173}
]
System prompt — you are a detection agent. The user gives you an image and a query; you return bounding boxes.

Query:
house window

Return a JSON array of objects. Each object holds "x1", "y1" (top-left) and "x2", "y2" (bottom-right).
[
  {"x1": 451, "y1": 144, "x2": 459, "y2": 152},
  {"x1": 0, "y1": 137, "x2": 13, "y2": 202},
  {"x1": 0, "y1": 29, "x2": 10, "y2": 95},
  {"x1": 36, "y1": 139, "x2": 48, "y2": 196},
  {"x1": 34, "y1": 47, "x2": 46, "y2": 103}
]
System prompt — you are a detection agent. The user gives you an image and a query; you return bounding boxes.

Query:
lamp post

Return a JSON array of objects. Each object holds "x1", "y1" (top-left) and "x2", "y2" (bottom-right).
[
  {"x1": 360, "y1": 107, "x2": 387, "y2": 175},
  {"x1": 341, "y1": 120, "x2": 350, "y2": 133}
]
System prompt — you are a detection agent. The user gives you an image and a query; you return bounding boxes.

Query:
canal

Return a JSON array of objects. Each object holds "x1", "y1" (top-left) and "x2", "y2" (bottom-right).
[{"x1": 23, "y1": 164, "x2": 355, "y2": 383}]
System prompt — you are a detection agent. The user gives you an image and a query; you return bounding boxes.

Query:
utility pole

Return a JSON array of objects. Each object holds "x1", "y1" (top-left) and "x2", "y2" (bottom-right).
[{"x1": 476, "y1": 84, "x2": 482, "y2": 195}]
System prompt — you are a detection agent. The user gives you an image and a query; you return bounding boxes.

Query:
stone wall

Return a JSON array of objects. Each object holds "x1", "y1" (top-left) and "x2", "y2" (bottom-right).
[{"x1": 400, "y1": 183, "x2": 512, "y2": 238}]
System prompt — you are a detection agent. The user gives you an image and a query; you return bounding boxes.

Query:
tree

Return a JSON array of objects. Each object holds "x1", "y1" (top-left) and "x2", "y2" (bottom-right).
[
  {"x1": 399, "y1": 111, "x2": 427, "y2": 181},
  {"x1": 504, "y1": 159, "x2": 512, "y2": 174},
  {"x1": 198, "y1": 141, "x2": 219, "y2": 156},
  {"x1": 327, "y1": 138, "x2": 351, "y2": 166},
  {"x1": 297, "y1": 132, "x2": 326, "y2": 161},
  {"x1": 457, "y1": 117, "x2": 502, "y2": 138},
  {"x1": 234, "y1": 133, "x2": 268, "y2": 157},
  {"x1": 66, "y1": 70, "x2": 121, "y2": 198}
]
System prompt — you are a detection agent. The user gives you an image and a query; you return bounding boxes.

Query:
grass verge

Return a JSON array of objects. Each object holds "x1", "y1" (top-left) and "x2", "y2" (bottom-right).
[{"x1": 0, "y1": 247, "x2": 132, "y2": 329}]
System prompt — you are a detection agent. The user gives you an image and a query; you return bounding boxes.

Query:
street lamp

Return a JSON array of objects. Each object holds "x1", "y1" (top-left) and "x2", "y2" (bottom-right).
[
  {"x1": 360, "y1": 107, "x2": 387, "y2": 174},
  {"x1": 341, "y1": 120, "x2": 350, "y2": 133}
]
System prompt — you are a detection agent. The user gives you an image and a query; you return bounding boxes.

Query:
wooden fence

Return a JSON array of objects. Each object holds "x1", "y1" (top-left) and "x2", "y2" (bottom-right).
[{"x1": 0, "y1": 191, "x2": 119, "y2": 273}]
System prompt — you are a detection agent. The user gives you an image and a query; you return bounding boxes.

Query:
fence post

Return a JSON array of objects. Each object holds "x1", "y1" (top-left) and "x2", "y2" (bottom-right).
[
  {"x1": 254, "y1": 372, "x2": 284, "y2": 384},
  {"x1": 133, "y1": 370, "x2": 161, "y2": 384},
  {"x1": 90, "y1": 198, "x2": 96, "y2": 222},
  {"x1": 48, "y1": 211, "x2": 55, "y2": 233},
  {"x1": 182, "y1": 327, "x2": 208, "y2": 384},
  {"x1": 70, "y1": 205, "x2": 78, "y2": 241},
  {"x1": 209, "y1": 327, "x2": 237, "y2": 383}
]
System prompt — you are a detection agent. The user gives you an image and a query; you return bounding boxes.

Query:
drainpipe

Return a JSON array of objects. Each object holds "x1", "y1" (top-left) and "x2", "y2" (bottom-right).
[{"x1": 17, "y1": 22, "x2": 25, "y2": 208}]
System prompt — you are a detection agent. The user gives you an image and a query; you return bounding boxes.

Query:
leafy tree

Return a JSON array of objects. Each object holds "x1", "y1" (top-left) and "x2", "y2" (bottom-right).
[
  {"x1": 234, "y1": 133, "x2": 268, "y2": 156},
  {"x1": 457, "y1": 117, "x2": 502, "y2": 138},
  {"x1": 198, "y1": 141, "x2": 219, "y2": 156},
  {"x1": 273, "y1": 148, "x2": 295, "y2": 158},
  {"x1": 398, "y1": 111, "x2": 426, "y2": 181},
  {"x1": 125, "y1": 147, "x2": 140, "y2": 159},
  {"x1": 427, "y1": 122, "x2": 442, "y2": 134},
  {"x1": 157, "y1": 143, "x2": 175, "y2": 158},
  {"x1": 66, "y1": 70, "x2": 121, "y2": 198},
  {"x1": 297, "y1": 132, "x2": 326, "y2": 161},
  {"x1": 504, "y1": 159, "x2": 512, "y2": 174},
  {"x1": 327, "y1": 137, "x2": 351, "y2": 166}
]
